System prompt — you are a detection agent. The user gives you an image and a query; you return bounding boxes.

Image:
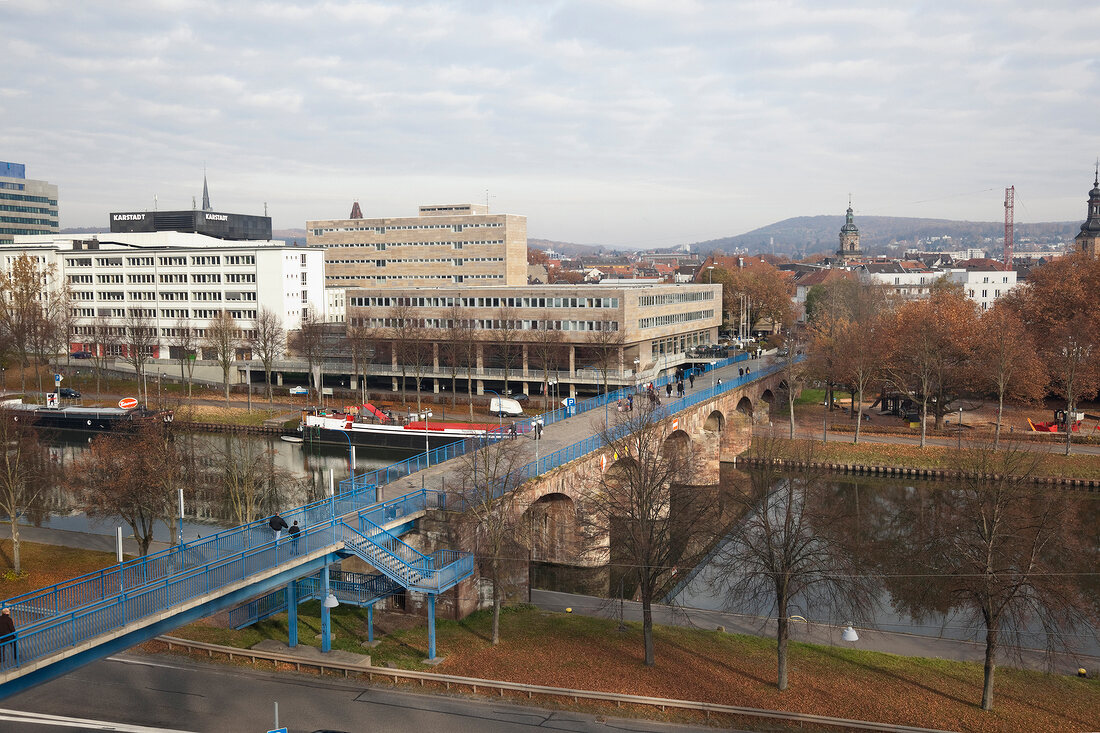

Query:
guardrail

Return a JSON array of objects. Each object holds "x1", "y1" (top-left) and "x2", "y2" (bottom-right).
[{"x1": 153, "y1": 635, "x2": 952, "y2": 733}]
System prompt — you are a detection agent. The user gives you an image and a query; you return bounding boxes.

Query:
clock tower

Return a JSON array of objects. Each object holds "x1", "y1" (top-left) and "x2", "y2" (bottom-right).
[
  {"x1": 1075, "y1": 165, "x2": 1100, "y2": 258},
  {"x1": 837, "y1": 198, "x2": 862, "y2": 261}
]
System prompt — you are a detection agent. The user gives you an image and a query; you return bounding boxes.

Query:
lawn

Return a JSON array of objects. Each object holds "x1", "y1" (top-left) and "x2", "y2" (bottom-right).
[
  {"x1": 172, "y1": 404, "x2": 283, "y2": 426},
  {"x1": 0, "y1": 541, "x2": 118, "y2": 600},
  {"x1": 167, "y1": 605, "x2": 1099, "y2": 733}
]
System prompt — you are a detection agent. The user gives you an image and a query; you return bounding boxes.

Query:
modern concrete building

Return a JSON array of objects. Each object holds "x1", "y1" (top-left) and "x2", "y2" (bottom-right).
[
  {"x1": 0, "y1": 162, "x2": 58, "y2": 244},
  {"x1": 344, "y1": 282, "x2": 722, "y2": 397},
  {"x1": 2, "y1": 232, "x2": 325, "y2": 358},
  {"x1": 307, "y1": 203, "x2": 527, "y2": 288}
]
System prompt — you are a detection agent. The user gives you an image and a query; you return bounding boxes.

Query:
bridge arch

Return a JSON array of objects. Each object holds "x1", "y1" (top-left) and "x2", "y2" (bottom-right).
[
  {"x1": 703, "y1": 409, "x2": 725, "y2": 433},
  {"x1": 760, "y1": 388, "x2": 775, "y2": 404},
  {"x1": 525, "y1": 492, "x2": 579, "y2": 563},
  {"x1": 736, "y1": 396, "x2": 753, "y2": 416}
]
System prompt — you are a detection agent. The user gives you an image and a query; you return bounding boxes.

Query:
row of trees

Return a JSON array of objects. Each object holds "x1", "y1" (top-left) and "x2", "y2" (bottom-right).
[{"x1": 799, "y1": 252, "x2": 1100, "y2": 453}]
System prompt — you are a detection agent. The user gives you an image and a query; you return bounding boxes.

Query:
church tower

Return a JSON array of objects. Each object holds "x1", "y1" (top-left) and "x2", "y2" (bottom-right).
[
  {"x1": 1075, "y1": 165, "x2": 1100, "y2": 258},
  {"x1": 837, "y1": 198, "x2": 862, "y2": 261}
]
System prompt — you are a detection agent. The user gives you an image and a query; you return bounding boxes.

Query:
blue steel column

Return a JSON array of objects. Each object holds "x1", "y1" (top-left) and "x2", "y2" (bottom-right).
[
  {"x1": 287, "y1": 581, "x2": 298, "y2": 648},
  {"x1": 321, "y1": 566, "x2": 332, "y2": 653},
  {"x1": 427, "y1": 593, "x2": 436, "y2": 660},
  {"x1": 367, "y1": 603, "x2": 374, "y2": 644}
]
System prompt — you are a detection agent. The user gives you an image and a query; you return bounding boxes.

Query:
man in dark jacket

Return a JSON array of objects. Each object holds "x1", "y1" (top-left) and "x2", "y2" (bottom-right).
[
  {"x1": 288, "y1": 520, "x2": 301, "y2": 553},
  {"x1": 269, "y1": 513, "x2": 289, "y2": 541},
  {"x1": 0, "y1": 607, "x2": 16, "y2": 665}
]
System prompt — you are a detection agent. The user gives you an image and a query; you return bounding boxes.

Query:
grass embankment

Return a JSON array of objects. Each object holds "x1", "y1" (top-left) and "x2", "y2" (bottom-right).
[
  {"x1": 753, "y1": 437, "x2": 1100, "y2": 480},
  {"x1": 166, "y1": 605, "x2": 1097, "y2": 733},
  {"x1": 172, "y1": 404, "x2": 284, "y2": 427},
  {"x1": 0, "y1": 541, "x2": 117, "y2": 599}
]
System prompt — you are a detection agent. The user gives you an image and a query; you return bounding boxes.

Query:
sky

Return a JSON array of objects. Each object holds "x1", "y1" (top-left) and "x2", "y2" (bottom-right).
[{"x1": 2, "y1": 0, "x2": 1099, "y2": 248}]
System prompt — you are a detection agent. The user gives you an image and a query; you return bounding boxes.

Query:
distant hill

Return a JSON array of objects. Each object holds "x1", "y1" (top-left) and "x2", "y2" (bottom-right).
[
  {"x1": 60, "y1": 226, "x2": 108, "y2": 234},
  {"x1": 689, "y1": 216, "x2": 1080, "y2": 257},
  {"x1": 528, "y1": 238, "x2": 617, "y2": 256},
  {"x1": 274, "y1": 228, "x2": 307, "y2": 244}
]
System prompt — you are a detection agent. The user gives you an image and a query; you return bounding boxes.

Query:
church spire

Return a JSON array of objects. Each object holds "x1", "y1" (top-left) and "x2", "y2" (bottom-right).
[{"x1": 201, "y1": 170, "x2": 211, "y2": 211}]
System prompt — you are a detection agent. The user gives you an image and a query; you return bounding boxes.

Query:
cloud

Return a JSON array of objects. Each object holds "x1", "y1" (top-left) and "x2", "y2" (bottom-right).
[{"x1": 1, "y1": 0, "x2": 1097, "y2": 245}]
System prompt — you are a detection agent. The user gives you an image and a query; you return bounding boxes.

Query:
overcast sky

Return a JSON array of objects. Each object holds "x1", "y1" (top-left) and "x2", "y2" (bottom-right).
[{"x1": 2, "y1": 1, "x2": 1098, "y2": 247}]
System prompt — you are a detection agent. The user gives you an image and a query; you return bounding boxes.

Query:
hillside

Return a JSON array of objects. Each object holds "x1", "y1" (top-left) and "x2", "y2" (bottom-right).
[{"x1": 689, "y1": 216, "x2": 1078, "y2": 257}]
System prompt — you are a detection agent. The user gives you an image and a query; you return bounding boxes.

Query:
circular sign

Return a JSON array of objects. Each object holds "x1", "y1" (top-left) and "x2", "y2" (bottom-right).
[{"x1": 118, "y1": 398, "x2": 138, "y2": 410}]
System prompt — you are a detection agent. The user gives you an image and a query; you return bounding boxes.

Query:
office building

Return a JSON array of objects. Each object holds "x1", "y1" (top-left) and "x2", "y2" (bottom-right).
[
  {"x1": 109, "y1": 174, "x2": 272, "y2": 241},
  {"x1": 0, "y1": 162, "x2": 58, "y2": 244},
  {"x1": 307, "y1": 203, "x2": 527, "y2": 288}
]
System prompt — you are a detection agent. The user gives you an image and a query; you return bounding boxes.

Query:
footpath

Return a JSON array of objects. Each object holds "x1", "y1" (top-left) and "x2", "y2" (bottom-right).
[{"x1": 531, "y1": 589, "x2": 1100, "y2": 676}]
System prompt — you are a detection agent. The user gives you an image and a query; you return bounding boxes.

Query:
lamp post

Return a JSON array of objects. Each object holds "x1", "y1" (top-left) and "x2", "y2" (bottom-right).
[
  {"x1": 548, "y1": 379, "x2": 557, "y2": 412},
  {"x1": 484, "y1": 389, "x2": 504, "y2": 433},
  {"x1": 632, "y1": 358, "x2": 640, "y2": 391},
  {"x1": 419, "y1": 410, "x2": 433, "y2": 467},
  {"x1": 958, "y1": 406, "x2": 963, "y2": 450},
  {"x1": 334, "y1": 428, "x2": 354, "y2": 478},
  {"x1": 706, "y1": 265, "x2": 714, "y2": 284}
]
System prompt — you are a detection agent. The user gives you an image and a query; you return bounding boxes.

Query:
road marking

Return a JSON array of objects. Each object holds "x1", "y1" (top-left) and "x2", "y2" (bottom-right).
[
  {"x1": 0, "y1": 708, "x2": 196, "y2": 732},
  {"x1": 105, "y1": 656, "x2": 188, "y2": 671}
]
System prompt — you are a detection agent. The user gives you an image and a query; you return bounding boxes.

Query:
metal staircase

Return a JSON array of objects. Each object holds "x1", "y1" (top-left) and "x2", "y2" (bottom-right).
[{"x1": 337, "y1": 520, "x2": 473, "y2": 594}]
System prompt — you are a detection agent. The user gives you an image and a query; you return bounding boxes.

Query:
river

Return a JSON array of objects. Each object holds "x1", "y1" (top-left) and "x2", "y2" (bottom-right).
[{"x1": 28, "y1": 429, "x2": 410, "y2": 543}]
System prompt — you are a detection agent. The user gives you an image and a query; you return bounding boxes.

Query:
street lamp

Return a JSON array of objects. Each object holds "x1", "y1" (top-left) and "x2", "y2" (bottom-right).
[
  {"x1": 706, "y1": 265, "x2": 715, "y2": 284},
  {"x1": 418, "y1": 410, "x2": 433, "y2": 466},
  {"x1": 957, "y1": 406, "x2": 963, "y2": 450},
  {"x1": 333, "y1": 429, "x2": 355, "y2": 478},
  {"x1": 484, "y1": 389, "x2": 504, "y2": 433}
]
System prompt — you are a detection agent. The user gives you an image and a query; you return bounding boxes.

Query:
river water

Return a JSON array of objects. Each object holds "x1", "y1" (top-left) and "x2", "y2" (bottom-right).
[
  {"x1": 30, "y1": 430, "x2": 409, "y2": 543},
  {"x1": 667, "y1": 473, "x2": 1100, "y2": 658}
]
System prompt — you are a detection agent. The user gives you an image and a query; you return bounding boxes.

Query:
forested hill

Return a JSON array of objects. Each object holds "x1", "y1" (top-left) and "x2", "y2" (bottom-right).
[{"x1": 687, "y1": 216, "x2": 1079, "y2": 257}]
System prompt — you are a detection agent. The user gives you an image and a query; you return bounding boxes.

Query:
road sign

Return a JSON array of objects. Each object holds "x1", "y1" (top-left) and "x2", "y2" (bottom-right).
[
  {"x1": 267, "y1": 729, "x2": 287, "y2": 733},
  {"x1": 565, "y1": 397, "x2": 575, "y2": 406},
  {"x1": 54, "y1": 373, "x2": 63, "y2": 384}
]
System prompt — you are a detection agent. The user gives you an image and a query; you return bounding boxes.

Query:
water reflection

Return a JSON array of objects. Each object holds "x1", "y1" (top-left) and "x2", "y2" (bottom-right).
[
  {"x1": 672, "y1": 471, "x2": 1100, "y2": 657},
  {"x1": 32, "y1": 429, "x2": 405, "y2": 542}
]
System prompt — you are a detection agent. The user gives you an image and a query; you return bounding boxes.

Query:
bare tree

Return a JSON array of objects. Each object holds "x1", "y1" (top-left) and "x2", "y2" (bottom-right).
[
  {"x1": 205, "y1": 311, "x2": 240, "y2": 405},
  {"x1": 205, "y1": 433, "x2": 296, "y2": 525},
  {"x1": 1044, "y1": 314, "x2": 1099, "y2": 456},
  {"x1": 87, "y1": 321, "x2": 122, "y2": 397},
  {"x1": 441, "y1": 302, "x2": 467, "y2": 409},
  {"x1": 122, "y1": 309, "x2": 158, "y2": 404},
  {"x1": 777, "y1": 327, "x2": 805, "y2": 439},
  {"x1": 0, "y1": 412, "x2": 51, "y2": 573},
  {"x1": 385, "y1": 302, "x2": 416, "y2": 408},
  {"x1": 529, "y1": 320, "x2": 565, "y2": 411},
  {"x1": 586, "y1": 401, "x2": 728, "y2": 666},
  {"x1": 455, "y1": 436, "x2": 532, "y2": 644},
  {"x1": 251, "y1": 306, "x2": 285, "y2": 404},
  {"x1": 1, "y1": 255, "x2": 69, "y2": 396},
  {"x1": 290, "y1": 308, "x2": 325, "y2": 403},
  {"x1": 878, "y1": 443, "x2": 1096, "y2": 711},
  {"x1": 347, "y1": 323, "x2": 375, "y2": 406},
  {"x1": 586, "y1": 324, "x2": 626, "y2": 397},
  {"x1": 168, "y1": 318, "x2": 198, "y2": 398},
  {"x1": 71, "y1": 423, "x2": 180, "y2": 556},
  {"x1": 712, "y1": 437, "x2": 875, "y2": 691},
  {"x1": 973, "y1": 304, "x2": 1047, "y2": 450},
  {"x1": 493, "y1": 305, "x2": 521, "y2": 396}
]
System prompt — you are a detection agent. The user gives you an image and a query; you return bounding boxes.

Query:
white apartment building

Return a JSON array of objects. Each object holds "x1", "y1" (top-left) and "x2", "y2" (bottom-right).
[
  {"x1": 857, "y1": 263, "x2": 937, "y2": 299},
  {"x1": 325, "y1": 287, "x2": 346, "y2": 323},
  {"x1": 945, "y1": 266, "x2": 1018, "y2": 310},
  {"x1": 2, "y1": 232, "x2": 325, "y2": 358}
]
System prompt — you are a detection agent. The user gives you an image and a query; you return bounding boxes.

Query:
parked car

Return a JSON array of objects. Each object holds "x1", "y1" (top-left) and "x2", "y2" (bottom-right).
[
  {"x1": 58, "y1": 387, "x2": 81, "y2": 399},
  {"x1": 508, "y1": 392, "x2": 530, "y2": 402},
  {"x1": 70, "y1": 351, "x2": 93, "y2": 359}
]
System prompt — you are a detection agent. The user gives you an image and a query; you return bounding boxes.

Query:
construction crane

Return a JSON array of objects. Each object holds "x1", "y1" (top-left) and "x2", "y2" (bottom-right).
[{"x1": 1004, "y1": 186, "x2": 1015, "y2": 266}]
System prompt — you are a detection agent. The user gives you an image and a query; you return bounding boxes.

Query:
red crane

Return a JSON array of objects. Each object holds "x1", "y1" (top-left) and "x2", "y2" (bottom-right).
[{"x1": 1004, "y1": 186, "x2": 1014, "y2": 266}]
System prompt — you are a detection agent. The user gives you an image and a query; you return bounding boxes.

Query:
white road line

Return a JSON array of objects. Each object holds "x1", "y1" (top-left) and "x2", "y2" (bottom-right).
[
  {"x1": 105, "y1": 656, "x2": 189, "y2": 671},
  {"x1": 0, "y1": 709, "x2": 196, "y2": 732}
]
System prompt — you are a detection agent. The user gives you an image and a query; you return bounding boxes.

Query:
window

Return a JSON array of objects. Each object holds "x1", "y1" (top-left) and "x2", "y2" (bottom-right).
[
  {"x1": 126, "y1": 257, "x2": 155, "y2": 267},
  {"x1": 127, "y1": 274, "x2": 155, "y2": 283},
  {"x1": 225, "y1": 255, "x2": 255, "y2": 265},
  {"x1": 159, "y1": 256, "x2": 187, "y2": 266},
  {"x1": 160, "y1": 273, "x2": 187, "y2": 283},
  {"x1": 95, "y1": 257, "x2": 123, "y2": 267},
  {"x1": 191, "y1": 255, "x2": 221, "y2": 266}
]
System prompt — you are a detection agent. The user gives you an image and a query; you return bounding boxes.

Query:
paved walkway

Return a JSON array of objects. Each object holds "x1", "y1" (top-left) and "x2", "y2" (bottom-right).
[
  {"x1": 378, "y1": 354, "x2": 773, "y2": 501},
  {"x1": 12, "y1": 524, "x2": 171, "y2": 557},
  {"x1": 532, "y1": 589, "x2": 1100, "y2": 676}
]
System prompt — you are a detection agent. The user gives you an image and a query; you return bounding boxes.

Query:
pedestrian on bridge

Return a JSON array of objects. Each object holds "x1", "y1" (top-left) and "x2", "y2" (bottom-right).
[
  {"x1": 0, "y1": 607, "x2": 16, "y2": 666},
  {"x1": 288, "y1": 520, "x2": 300, "y2": 554},
  {"x1": 269, "y1": 513, "x2": 289, "y2": 541},
  {"x1": 665, "y1": 382, "x2": 672, "y2": 399},
  {"x1": 689, "y1": 373, "x2": 695, "y2": 389}
]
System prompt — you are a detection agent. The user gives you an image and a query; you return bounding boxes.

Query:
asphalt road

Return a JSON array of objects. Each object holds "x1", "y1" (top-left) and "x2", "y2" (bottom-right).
[{"x1": 2, "y1": 652, "x2": 742, "y2": 733}]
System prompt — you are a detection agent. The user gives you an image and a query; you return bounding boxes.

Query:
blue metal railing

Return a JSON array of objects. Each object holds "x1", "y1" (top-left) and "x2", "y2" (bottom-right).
[
  {"x1": 337, "y1": 520, "x2": 473, "y2": 594},
  {"x1": 228, "y1": 570, "x2": 401, "y2": 629}
]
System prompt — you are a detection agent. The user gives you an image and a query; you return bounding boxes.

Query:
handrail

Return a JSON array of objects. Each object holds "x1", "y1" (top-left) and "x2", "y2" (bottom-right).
[{"x1": 155, "y1": 635, "x2": 953, "y2": 733}]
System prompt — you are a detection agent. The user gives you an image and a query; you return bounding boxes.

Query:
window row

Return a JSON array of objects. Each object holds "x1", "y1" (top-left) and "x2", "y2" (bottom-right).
[{"x1": 638, "y1": 309, "x2": 715, "y2": 329}]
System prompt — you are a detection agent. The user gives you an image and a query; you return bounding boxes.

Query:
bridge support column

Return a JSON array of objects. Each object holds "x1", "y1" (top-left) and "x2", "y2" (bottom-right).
[
  {"x1": 427, "y1": 592, "x2": 437, "y2": 661},
  {"x1": 287, "y1": 580, "x2": 298, "y2": 648},
  {"x1": 349, "y1": 375, "x2": 357, "y2": 391},
  {"x1": 433, "y1": 378, "x2": 439, "y2": 394},
  {"x1": 367, "y1": 603, "x2": 374, "y2": 644},
  {"x1": 276, "y1": 372, "x2": 283, "y2": 386},
  {"x1": 476, "y1": 380, "x2": 484, "y2": 396},
  {"x1": 321, "y1": 566, "x2": 332, "y2": 653}
]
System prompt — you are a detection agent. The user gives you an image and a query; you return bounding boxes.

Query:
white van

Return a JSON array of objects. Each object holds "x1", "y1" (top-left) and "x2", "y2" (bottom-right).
[{"x1": 490, "y1": 396, "x2": 524, "y2": 417}]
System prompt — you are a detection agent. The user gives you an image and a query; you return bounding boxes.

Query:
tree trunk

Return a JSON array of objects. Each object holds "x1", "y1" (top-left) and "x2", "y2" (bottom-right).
[
  {"x1": 223, "y1": 368, "x2": 231, "y2": 405},
  {"x1": 776, "y1": 614, "x2": 789, "y2": 691},
  {"x1": 788, "y1": 390, "x2": 796, "y2": 440},
  {"x1": 491, "y1": 559, "x2": 501, "y2": 645},
  {"x1": 853, "y1": 384, "x2": 863, "y2": 444},
  {"x1": 266, "y1": 366, "x2": 273, "y2": 404},
  {"x1": 1065, "y1": 397, "x2": 1074, "y2": 456},
  {"x1": 981, "y1": 624, "x2": 998, "y2": 711},
  {"x1": 9, "y1": 518, "x2": 20, "y2": 575},
  {"x1": 920, "y1": 395, "x2": 928, "y2": 449},
  {"x1": 994, "y1": 392, "x2": 1004, "y2": 451},
  {"x1": 641, "y1": 594, "x2": 655, "y2": 667}
]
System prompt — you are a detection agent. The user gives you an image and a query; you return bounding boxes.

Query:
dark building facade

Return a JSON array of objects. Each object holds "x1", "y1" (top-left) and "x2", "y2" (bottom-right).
[{"x1": 109, "y1": 210, "x2": 272, "y2": 240}]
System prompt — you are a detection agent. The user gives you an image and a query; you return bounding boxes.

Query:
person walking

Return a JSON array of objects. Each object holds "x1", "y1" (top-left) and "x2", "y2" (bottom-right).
[
  {"x1": 689, "y1": 373, "x2": 695, "y2": 389},
  {"x1": 627, "y1": 393, "x2": 634, "y2": 411},
  {"x1": 288, "y1": 520, "x2": 300, "y2": 554},
  {"x1": 665, "y1": 382, "x2": 672, "y2": 399},
  {"x1": 269, "y1": 513, "x2": 289, "y2": 541},
  {"x1": 510, "y1": 421, "x2": 518, "y2": 440},
  {"x1": 0, "y1": 607, "x2": 16, "y2": 666}
]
